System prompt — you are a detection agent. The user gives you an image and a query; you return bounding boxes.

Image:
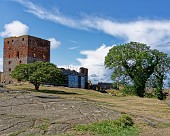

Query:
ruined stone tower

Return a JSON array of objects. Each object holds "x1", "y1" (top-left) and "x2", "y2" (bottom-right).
[{"x1": 3, "y1": 35, "x2": 50, "y2": 83}]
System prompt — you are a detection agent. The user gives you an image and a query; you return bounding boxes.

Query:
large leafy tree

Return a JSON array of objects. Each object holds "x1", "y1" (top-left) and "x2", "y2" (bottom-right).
[
  {"x1": 146, "y1": 51, "x2": 170, "y2": 99},
  {"x1": 105, "y1": 42, "x2": 170, "y2": 97},
  {"x1": 11, "y1": 61, "x2": 63, "y2": 90}
]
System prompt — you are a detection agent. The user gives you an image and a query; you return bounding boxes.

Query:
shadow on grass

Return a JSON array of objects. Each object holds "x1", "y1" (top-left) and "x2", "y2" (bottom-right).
[
  {"x1": 35, "y1": 95, "x2": 60, "y2": 99},
  {"x1": 21, "y1": 88, "x2": 80, "y2": 95},
  {"x1": 37, "y1": 89, "x2": 80, "y2": 95}
]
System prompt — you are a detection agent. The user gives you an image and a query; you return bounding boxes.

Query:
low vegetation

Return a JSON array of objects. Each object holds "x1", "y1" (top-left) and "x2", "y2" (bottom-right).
[
  {"x1": 9, "y1": 130, "x2": 25, "y2": 136},
  {"x1": 5, "y1": 84, "x2": 170, "y2": 135},
  {"x1": 6, "y1": 84, "x2": 170, "y2": 120},
  {"x1": 74, "y1": 114, "x2": 139, "y2": 136}
]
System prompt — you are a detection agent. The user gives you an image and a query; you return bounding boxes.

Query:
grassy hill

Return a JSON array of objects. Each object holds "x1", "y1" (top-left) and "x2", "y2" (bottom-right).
[{"x1": 5, "y1": 83, "x2": 170, "y2": 136}]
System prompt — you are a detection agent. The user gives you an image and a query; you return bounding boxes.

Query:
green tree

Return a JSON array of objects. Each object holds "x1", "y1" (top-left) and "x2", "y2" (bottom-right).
[
  {"x1": 105, "y1": 42, "x2": 170, "y2": 97},
  {"x1": 147, "y1": 51, "x2": 170, "y2": 100},
  {"x1": 11, "y1": 61, "x2": 63, "y2": 90}
]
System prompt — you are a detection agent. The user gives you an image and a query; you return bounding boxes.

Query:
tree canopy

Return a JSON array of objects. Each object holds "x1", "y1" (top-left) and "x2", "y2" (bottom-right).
[
  {"x1": 11, "y1": 61, "x2": 64, "y2": 90},
  {"x1": 105, "y1": 42, "x2": 170, "y2": 98}
]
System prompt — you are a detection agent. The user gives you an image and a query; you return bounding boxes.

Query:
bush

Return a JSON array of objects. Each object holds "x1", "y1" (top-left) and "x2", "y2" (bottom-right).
[
  {"x1": 155, "y1": 88, "x2": 167, "y2": 100},
  {"x1": 74, "y1": 114, "x2": 138, "y2": 136},
  {"x1": 144, "y1": 93, "x2": 156, "y2": 98},
  {"x1": 122, "y1": 85, "x2": 136, "y2": 96},
  {"x1": 114, "y1": 114, "x2": 134, "y2": 127},
  {"x1": 112, "y1": 82, "x2": 119, "y2": 89}
]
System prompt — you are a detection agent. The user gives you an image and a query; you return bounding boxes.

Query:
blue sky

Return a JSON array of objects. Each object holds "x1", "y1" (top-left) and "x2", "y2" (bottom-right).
[{"x1": 0, "y1": 0, "x2": 170, "y2": 83}]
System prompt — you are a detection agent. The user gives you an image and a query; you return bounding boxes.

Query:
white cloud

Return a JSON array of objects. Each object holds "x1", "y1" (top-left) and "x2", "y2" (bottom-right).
[
  {"x1": 48, "y1": 38, "x2": 61, "y2": 49},
  {"x1": 0, "y1": 20, "x2": 29, "y2": 37},
  {"x1": 151, "y1": 42, "x2": 170, "y2": 55},
  {"x1": 77, "y1": 45, "x2": 113, "y2": 83},
  {"x1": 0, "y1": 20, "x2": 60, "y2": 49},
  {"x1": 13, "y1": 0, "x2": 170, "y2": 83},
  {"x1": 69, "y1": 46, "x2": 80, "y2": 50},
  {"x1": 70, "y1": 40, "x2": 78, "y2": 43},
  {"x1": 82, "y1": 18, "x2": 170, "y2": 50},
  {"x1": 57, "y1": 64, "x2": 80, "y2": 72},
  {"x1": 0, "y1": 58, "x2": 3, "y2": 72},
  {"x1": 14, "y1": 0, "x2": 170, "y2": 53},
  {"x1": 57, "y1": 45, "x2": 113, "y2": 83},
  {"x1": 13, "y1": 0, "x2": 83, "y2": 29}
]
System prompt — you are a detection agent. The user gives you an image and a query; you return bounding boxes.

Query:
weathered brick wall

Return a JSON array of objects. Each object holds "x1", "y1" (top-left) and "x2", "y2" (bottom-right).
[
  {"x1": 3, "y1": 35, "x2": 50, "y2": 83},
  {"x1": 3, "y1": 35, "x2": 29, "y2": 83},
  {"x1": 27, "y1": 36, "x2": 50, "y2": 63},
  {"x1": 0, "y1": 72, "x2": 3, "y2": 83}
]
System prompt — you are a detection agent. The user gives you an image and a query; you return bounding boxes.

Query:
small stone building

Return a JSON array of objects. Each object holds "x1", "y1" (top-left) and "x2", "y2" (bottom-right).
[
  {"x1": 60, "y1": 67, "x2": 88, "y2": 89},
  {"x1": 3, "y1": 35, "x2": 50, "y2": 83},
  {"x1": 92, "y1": 82, "x2": 113, "y2": 92}
]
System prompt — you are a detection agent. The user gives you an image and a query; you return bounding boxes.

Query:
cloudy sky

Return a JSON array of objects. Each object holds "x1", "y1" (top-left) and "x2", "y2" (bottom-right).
[{"x1": 0, "y1": 0, "x2": 170, "y2": 83}]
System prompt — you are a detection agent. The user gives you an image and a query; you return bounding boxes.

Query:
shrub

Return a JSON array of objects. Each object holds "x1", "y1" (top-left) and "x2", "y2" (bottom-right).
[
  {"x1": 114, "y1": 114, "x2": 134, "y2": 127},
  {"x1": 112, "y1": 82, "x2": 119, "y2": 89},
  {"x1": 122, "y1": 85, "x2": 136, "y2": 96},
  {"x1": 155, "y1": 88, "x2": 164, "y2": 100},
  {"x1": 74, "y1": 114, "x2": 138, "y2": 136},
  {"x1": 144, "y1": 93, "x2": 156, "y2": 98}
]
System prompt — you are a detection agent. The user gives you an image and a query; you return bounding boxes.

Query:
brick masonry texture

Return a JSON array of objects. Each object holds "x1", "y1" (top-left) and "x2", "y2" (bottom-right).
[
  {"x1": 0, "y1": 72, "x2": 3, "y2": 82},
  {"x1": 3, "y1": 35, "x2": 50, "y2": 83}
]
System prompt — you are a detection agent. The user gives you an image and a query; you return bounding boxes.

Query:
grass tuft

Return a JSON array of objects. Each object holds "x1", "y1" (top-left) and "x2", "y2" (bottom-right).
[
  {"x1": 9, "y1": 130, "x2": 25, "y2": 136},
  {"x1": 36, "y1": 123, "x2": 49, "y2": 131},
  {"x1": 74, "y1": 114, "x2": 139, "y2": 136}
]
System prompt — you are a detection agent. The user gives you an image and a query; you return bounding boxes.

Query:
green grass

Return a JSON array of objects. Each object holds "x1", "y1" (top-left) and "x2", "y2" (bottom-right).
[
  {"x1": 74, "y1": 114, "x2": 139, "y2": 136},
  {"x1": 36, "y1": 123, "x2": 49, "y2": 131},
  {"x1": 158, "y1": 122, "x2": 170, "y2": 128},
  {"x1": 9, "y1": 130, "x2": 25, "y2": 136},
  {"x1": 5, "y1": 84, "x2": 170, "y2": 135}
]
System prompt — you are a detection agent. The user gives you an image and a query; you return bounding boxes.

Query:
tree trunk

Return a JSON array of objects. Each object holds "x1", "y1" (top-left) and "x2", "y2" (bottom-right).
[
  {"x1": 134, "y1": 84, "x2": 145, "y2": 97},
  {"x1": 134, "y1": 78, "x2": 146, "y2": 97},
  {"x1": 155, "y1": 75, "x2": 164, "y2": 100},
  {"x1": 156, "y1": 87, "x2": 163, "y2": 100},
  {"x1": 34, "y1": 84, "x2": 39, "y2": 91}
]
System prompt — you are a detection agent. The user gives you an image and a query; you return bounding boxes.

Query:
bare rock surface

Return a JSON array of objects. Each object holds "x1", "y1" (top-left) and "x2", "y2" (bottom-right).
[{"x1": 0, "y1": 88, "x2": 120, "y2": 135}]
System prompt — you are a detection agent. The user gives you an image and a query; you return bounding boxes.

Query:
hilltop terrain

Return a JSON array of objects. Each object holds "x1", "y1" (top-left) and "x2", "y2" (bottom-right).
[{"x1": 0, "y1": 84, "x2": 170, "y2": 136}]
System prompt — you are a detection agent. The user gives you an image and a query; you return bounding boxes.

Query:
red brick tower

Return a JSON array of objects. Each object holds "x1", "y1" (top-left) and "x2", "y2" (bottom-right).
[{"x1": 3, "y1": 35, "x2": 50, "y2": 83}]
